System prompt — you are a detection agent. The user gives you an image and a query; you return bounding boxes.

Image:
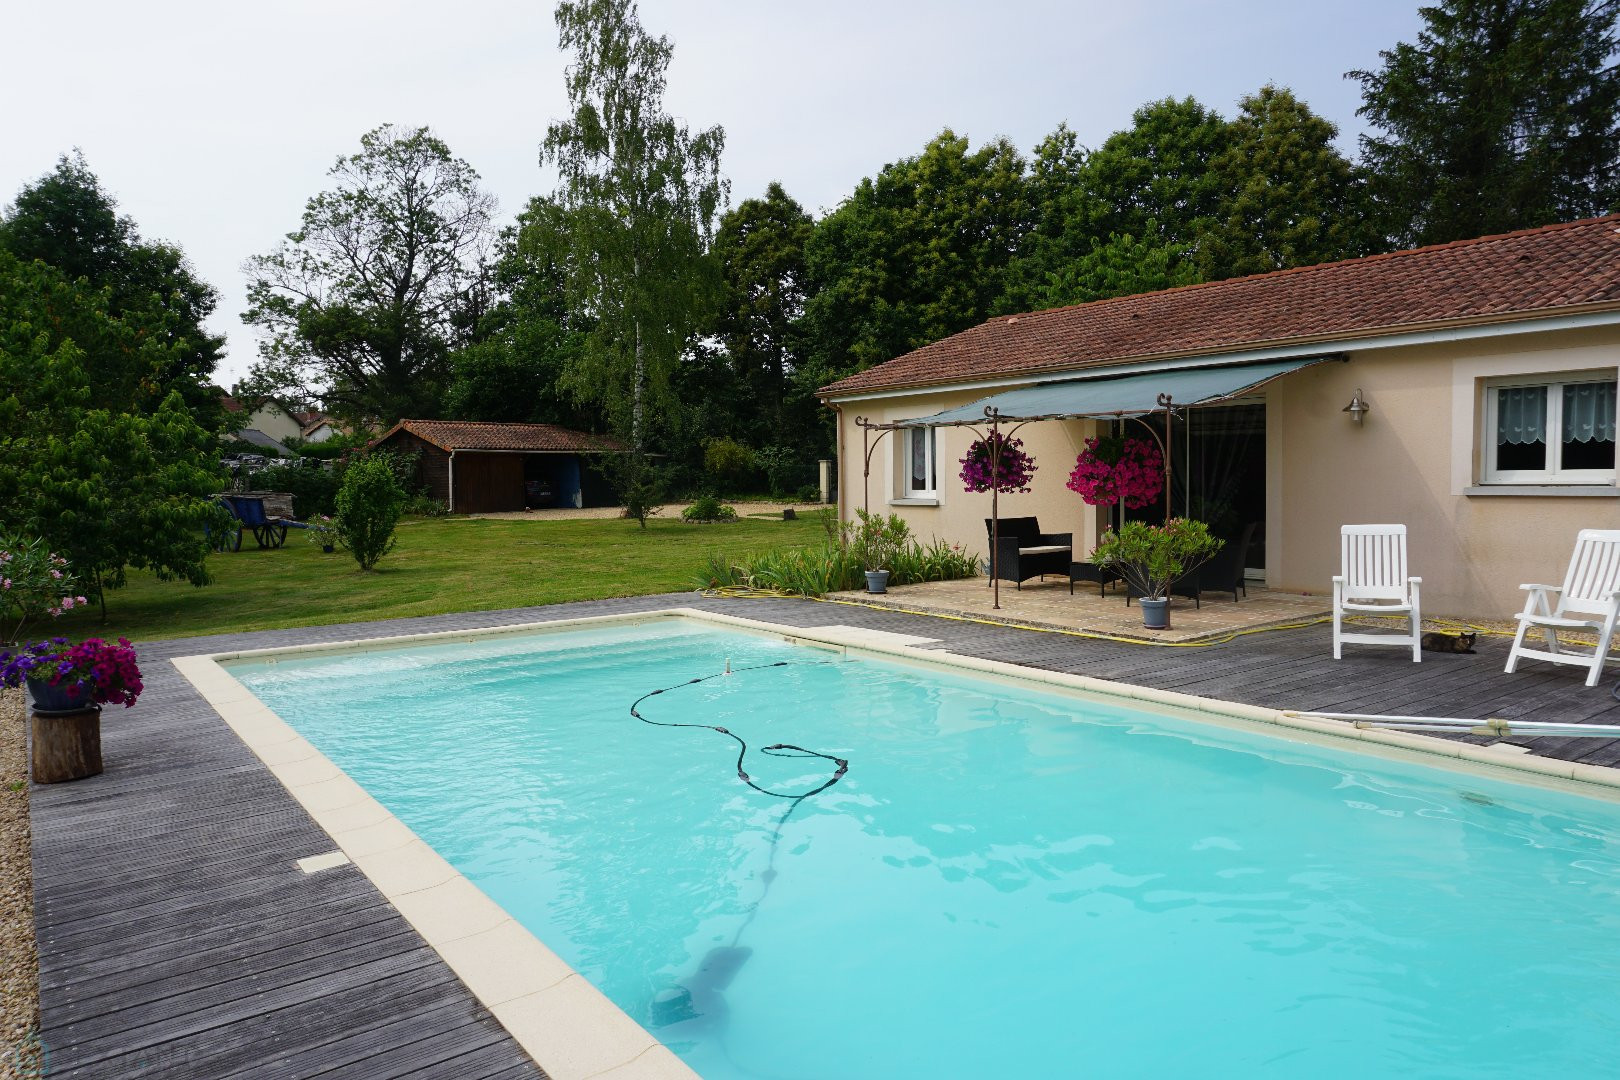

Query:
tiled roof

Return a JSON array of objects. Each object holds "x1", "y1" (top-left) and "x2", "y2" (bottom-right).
[
  {"x1": 373, "y1": 419, "x2": 626, "y2": 453},
  {"x1": 819, "y1": 214, "x2": 1620, "y2": 397}
]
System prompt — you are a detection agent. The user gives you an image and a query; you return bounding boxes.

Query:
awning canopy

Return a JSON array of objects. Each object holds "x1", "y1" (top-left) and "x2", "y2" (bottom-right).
[{"x1": 887, "y1": 355, "x2": 1341, "y2": 428}]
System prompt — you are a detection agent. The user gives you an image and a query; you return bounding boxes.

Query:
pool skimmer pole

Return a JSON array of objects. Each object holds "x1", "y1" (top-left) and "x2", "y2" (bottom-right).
[{"x1": 1293, "y1": 711, "x2": 1620, "y2": 739}]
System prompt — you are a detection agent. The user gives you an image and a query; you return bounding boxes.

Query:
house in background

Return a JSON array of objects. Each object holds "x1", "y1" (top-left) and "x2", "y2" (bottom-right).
[
  {"x1": 294, "y1": 411, "x2": 348, "y2": 444},
  {"x1": 370, "y1": 420, "x2": 626, "y2": 513},
  {"x1": 818, "y1": 215, "x2": 1620, "y2": 618},
  {"x1": 219, "y1": 390, "x2": 304, "y2": 450}
]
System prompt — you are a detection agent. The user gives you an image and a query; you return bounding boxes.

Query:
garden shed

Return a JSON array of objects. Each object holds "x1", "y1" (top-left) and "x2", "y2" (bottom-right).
[{"x1": 369, "y1": 420, "x2": 626, "y2": 513}]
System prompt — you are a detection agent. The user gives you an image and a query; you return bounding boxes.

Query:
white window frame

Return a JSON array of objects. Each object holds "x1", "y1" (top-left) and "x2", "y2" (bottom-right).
[
  {"x1": 902, "y1": 426, "x2": 938, "y2": 499},
  {"x1": 1480, "y1": 371, "x2": 1617, "y2": 485}
]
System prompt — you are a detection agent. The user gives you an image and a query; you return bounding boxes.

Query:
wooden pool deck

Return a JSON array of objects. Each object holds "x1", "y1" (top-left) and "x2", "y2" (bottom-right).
[{"x1": 29, "y1": 594, "x2": 1620, "y2": 1077}]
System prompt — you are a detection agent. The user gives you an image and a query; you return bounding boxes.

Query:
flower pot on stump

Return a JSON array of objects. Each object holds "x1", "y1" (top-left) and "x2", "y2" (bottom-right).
[{"x1": 27, "y1": 679, "x2": 102, "y2": 784}]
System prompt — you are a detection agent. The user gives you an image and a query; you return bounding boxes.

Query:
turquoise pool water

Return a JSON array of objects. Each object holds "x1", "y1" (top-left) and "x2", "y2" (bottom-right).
[{"x1": 228, "y1": 620, "x2": 1620, "y2": 1079}]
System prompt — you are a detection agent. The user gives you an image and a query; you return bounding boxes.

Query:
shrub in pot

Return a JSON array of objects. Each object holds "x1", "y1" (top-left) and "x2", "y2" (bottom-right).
[
  {"x1": 847, "y1": 511, "x2": 911, "y2": 592},
  {"x1": 1091, "y1": 519, "x2": 1223, "y2": 628}
]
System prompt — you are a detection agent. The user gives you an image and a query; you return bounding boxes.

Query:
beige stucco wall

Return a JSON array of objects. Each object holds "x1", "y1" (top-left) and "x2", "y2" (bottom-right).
[
  {"x1": 241, "y1": 403, "x2": 303, "y2": 444},
  {"x1": 833, "y1": 389, "x2": 1113, "y2": 565},
  {"x1": 831, "y1": 323, "x2": 1618, "y2": 619},
  {"x1": 1269, "y1": 326, "x2": 1618, "y2": 619}
]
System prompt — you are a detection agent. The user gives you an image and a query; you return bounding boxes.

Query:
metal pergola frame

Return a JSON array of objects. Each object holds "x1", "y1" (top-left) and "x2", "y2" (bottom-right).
[
  {"x1": 857, "y1": 398, "x2": 1179, "y2": 610},
  {"x1": 852, "y1": 356, "x2": 1347, "y2": 610}
]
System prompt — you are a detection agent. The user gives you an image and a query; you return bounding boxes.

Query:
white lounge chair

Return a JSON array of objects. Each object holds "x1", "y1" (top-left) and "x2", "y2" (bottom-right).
[
  {"x1": 1332, "y1": 524, "x2": 1422, "y2": 662},
  {"x1": 1504, "y1": 529, "x2": 1620, "y2": 688}
]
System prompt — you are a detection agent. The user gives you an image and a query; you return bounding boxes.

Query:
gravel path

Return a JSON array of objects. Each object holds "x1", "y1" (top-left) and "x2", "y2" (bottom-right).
[{"x1": 0, "y1": 690, "x2": 40, "y2": 1079}]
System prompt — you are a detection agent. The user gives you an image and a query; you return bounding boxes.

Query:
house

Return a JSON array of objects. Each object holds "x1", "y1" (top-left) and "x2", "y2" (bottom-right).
[
  {"x1": 230, "y1": 429, "x2": 298, "y2": 458},
  {"x1": 818, "y1": 215, "x2": 1620, "y2": 618},
  {"x1": 294, "y1": 411, "x2": 347, "y2": 444},
  {"x1": 220, "y1": 390, "x2": 304, "y2": 449},
  {"x1": 369, "y1": 420, "x2": 627, "y2": 513}
]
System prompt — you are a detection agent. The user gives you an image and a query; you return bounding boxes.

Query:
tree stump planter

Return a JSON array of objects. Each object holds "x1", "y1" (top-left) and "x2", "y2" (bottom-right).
[{"x1": 30, "y1": 706, "x2": 103, "y2": 784}]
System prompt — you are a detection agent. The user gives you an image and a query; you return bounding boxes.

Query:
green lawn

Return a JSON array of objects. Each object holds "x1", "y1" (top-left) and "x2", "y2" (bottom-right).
[{"x1": 49, "y1": 513, "x2": 828, "y2": 644}]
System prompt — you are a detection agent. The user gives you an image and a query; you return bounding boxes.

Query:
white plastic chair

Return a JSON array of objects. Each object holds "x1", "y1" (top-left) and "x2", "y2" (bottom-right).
[
  {"x1": 1504, "y1": 529, "x2": 1620, "y2": 688},
  {"x1": 1332, "y1": 524, "x2": 1422, "y2": 662}
]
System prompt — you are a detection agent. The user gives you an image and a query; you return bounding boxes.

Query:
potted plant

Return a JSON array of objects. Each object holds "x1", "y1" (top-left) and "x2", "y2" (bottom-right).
[
  {"x1": 848, "y1": 510, "x2": 911, "y2": 593},
  {"x1": 959, "y1": 432, "x2": 1037, "y2": 494},
  {"x1": 1, "y1": 636, "x2": 144, "y2": 783},
  {"x1": 1066, "y1": 435, "x2": 1164, "y2": 509},
  {"x1": 306, "y1": 515, "x2": 341, "y2": 554},
  {"x1": 1090, "y1": 519, "x2": 1223, "y2": 629}
]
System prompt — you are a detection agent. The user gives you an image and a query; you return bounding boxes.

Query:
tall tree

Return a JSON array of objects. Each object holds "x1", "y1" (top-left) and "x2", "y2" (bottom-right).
[
  {"x1": 1081, "y1": 97, "x2": 1234, "y2": 269},
  {"x1": 242, "y1": 124, "x2": 496, "y2": 424},
  {"x1": 1033, "y1": 232, "x2": 1200, "y2": 310},
  {"x1": 0, "y1": 252, "x2": 226, "y2": 612},
  {"x1": 799, "y1": 129, "x2": 1029, "y2": 388},
  {"x1": 707, "y1": 182, "x2": 814, "y2": 446},
  {"x1": 0, "y1": 152, "x2": 227, "y2": 425},
  {"x1": 996, "y1": 124, "x2": 1103, "y2": 314},
  {"x1": 445, "y1": 199, "x2": 590, "y2": 425},
  {"x1": 1352, "y1": 0, "x2": 1620, "y2": 247},
  {"x1": 540, "y1": 0, "x2": 727, "y2": 455},
  {"x1": 1200, "y1": 85, "x2": 1369, "y2": 279}
]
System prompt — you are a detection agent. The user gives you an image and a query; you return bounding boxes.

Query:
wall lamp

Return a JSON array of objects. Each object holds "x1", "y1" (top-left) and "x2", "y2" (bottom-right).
[{"x1": 1343, "y1": 388, "x2": 1370, "y2": 425}]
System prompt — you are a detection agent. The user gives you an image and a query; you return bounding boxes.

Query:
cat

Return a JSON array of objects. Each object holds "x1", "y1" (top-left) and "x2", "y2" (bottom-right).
[{"x1": 1421, "y1": 631, "x2": 1477, "y2": 654}]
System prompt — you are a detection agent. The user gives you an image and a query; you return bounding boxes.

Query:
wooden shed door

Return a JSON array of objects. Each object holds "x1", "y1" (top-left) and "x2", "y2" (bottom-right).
[{"x1": 454, "y1": 453, "x2": 525, "y2": 513}]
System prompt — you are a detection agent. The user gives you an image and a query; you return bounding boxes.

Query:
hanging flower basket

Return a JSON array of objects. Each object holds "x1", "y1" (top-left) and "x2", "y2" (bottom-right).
[
  {"x1": 959, "y1": 433, "x2": 1037, "y2": 494},
  {"x1": 1066, "y1": 435, "x2": 1164, "y2": 508}
]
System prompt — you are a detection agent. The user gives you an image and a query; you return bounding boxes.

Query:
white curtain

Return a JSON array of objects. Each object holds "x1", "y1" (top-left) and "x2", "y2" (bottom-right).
[
  {"x1": 1497, "y1": 386, "x2": 1546, "y2": 445},
  {"x1": 1563, "y1": 381, "x2": 1617, "y2": 444}
]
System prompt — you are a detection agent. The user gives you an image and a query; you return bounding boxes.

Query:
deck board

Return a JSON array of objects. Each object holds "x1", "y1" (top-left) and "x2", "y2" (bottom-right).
[{"x1": 31, "y1": 592, "x2": 1620, "y2": 1076}]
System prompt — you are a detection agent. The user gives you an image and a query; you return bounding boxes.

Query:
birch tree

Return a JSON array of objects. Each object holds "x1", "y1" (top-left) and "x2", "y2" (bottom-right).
[{"x1": 540, "y1": 0, "x2": 727, "y2": 454}]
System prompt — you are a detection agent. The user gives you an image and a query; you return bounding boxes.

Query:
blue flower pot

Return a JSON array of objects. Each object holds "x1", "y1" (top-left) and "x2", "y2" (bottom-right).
[{"x1": 27, "y1": 677, "x2": 97, "y2": 715}]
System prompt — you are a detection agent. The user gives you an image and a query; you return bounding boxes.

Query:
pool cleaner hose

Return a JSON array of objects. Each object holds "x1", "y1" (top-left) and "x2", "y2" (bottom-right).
[
  {"x1": 634, "y1": 660, "x2": 850, "y2": 1035},
  {"x1": 629, "y1": 660, "x2": 849, "y2": 803}
]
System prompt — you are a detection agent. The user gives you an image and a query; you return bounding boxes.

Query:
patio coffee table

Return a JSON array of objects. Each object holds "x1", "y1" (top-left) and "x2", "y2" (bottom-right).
[{"x1": 1070, "y1": 560, "x2": 1121, "y2": 598}]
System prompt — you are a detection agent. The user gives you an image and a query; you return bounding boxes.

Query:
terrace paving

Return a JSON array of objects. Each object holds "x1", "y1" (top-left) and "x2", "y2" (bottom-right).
[
  {"x1": 28, "y1": 593, "x2": 1620, "y2": 1077},
  {"x1": 827, "y1": 578, "x2": 1330, "y2": 642}
]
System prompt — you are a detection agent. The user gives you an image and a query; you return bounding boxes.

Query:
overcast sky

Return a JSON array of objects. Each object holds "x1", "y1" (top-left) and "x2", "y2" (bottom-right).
[{"x1": 3, "y1": 0, "x2": 1426, "y2": 386}]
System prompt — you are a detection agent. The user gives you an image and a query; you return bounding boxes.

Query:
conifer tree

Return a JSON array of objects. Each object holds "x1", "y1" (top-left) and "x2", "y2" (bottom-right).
[{"x1": 1352, "y1": 0, "x2": 1620, "y2": 246}]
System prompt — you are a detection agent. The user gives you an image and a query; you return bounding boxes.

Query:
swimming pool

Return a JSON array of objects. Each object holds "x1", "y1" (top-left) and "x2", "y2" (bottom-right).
[{"x1": 222, "y1": 616, "x2": 1620, "y2": 1079}]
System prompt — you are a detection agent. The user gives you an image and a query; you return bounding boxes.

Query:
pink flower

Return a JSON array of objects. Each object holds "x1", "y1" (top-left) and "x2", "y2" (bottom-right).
[{"x1": 1067, "y1": 436, "x2": 1164, "y2": 508}]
